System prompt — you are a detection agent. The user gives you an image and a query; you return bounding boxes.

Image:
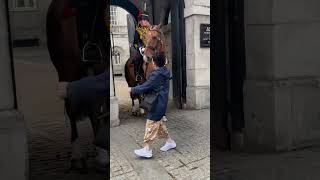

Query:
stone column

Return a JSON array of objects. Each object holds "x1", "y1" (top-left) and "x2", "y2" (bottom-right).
[
  {"x1": 184, "y1": 0, "x2": 210, "y2": 109},
  {"x1": 0, "y1": 2, "x2": 28, "y2": 179},
  {"x1": 110, "y1": 54, "x2": 120, "y2": 127},
  {"x1": 244, "y1": 0, "x2": 320, "y2": 151}
]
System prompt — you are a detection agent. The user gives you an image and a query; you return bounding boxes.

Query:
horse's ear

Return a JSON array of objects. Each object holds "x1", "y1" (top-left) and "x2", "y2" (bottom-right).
[{"x1": 158, "y1": 23, "x2": 162, "y2": 29}]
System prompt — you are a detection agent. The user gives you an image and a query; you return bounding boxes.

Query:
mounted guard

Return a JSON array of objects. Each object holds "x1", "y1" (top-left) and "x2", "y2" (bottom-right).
[
  {"x1": 124, "y1": 8, "x2": 168, "y2": 117},
  {"x1": 131, "y1": 10, "x2": 151, "y2": 82}
]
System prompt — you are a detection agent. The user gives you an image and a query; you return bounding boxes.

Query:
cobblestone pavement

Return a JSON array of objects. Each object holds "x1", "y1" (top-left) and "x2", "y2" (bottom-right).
[
  {"x1": 213, "y1": 146, "x2": 320, "y2": 180},
  {"x1": 110, "y1": 77, "x2": 211, "y2": 179}
]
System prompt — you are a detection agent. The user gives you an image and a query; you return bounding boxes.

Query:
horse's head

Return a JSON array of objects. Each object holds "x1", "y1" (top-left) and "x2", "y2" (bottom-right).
[{"x1": 143, "y1": 24, "x2": 166, "y2": 62}]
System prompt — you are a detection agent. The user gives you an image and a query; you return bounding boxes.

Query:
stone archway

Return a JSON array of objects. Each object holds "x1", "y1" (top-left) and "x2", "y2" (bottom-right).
[
  {"x1": 111, "y1": 0, "x2": 141, "y2": 20},
  {"x1": 109, "y1": 0, "x2": 143, "y2": 127}
]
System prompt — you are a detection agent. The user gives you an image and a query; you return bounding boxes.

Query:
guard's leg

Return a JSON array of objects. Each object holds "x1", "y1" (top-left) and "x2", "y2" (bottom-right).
[
  {"x1": 138, "y1": 97, "x2": 145, "y2": 115},
  {"x1": 131, "y1": 97, "x2": 137, "y2": 116}
]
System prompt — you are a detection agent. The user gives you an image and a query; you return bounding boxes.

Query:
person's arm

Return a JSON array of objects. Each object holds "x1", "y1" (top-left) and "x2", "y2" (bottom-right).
[
  {"x1": 66, "y1": 71, "x2": 108, "y2": 106},
  {"x1": 131, "y1": 73, "x2": 157, "y2": 95}
]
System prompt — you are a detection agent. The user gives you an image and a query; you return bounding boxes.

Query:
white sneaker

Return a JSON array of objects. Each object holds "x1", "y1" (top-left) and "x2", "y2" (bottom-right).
[
  {"x1": 160, "y1": 141, "x2": 176, "y2": 152},
  {"x1": 162, "y1": 116, "x2": 168, "y2": 122},
  {"x1": 95, "y1": 146, "x2": 109, "y2": 172},
  {"x1": 134, "y1": 147, "x2": 153, "y2": 158}
]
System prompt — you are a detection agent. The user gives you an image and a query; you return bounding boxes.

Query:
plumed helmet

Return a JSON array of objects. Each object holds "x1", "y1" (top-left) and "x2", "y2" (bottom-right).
[{"x1": 138, "y1": 10, "x2": 149, "y2": 21}]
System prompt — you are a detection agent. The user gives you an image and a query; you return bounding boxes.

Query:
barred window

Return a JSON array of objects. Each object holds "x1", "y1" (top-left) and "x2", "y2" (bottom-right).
[{"x1": 110, "y1": 6, "x2": 117, "y2": 25}]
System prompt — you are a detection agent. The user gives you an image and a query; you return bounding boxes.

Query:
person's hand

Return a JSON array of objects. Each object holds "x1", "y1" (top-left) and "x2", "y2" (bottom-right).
[
  {"x1": 57, "y1": 82, "x2": 69, "y2": 99},
  {"x1": 128, "y1": 87, "x2": 132, "y2": 94}
]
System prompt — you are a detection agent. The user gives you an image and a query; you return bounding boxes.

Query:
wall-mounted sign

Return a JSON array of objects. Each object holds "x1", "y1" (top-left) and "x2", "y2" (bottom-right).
[{"x1": 200, "y1": 24, "x2": 210, "y2": 48}]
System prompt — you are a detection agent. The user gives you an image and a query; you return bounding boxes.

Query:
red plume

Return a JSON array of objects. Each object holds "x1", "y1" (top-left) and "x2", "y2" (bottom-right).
[{"x1": 138, "y1": 9, "x2": 142, "y2": 18}]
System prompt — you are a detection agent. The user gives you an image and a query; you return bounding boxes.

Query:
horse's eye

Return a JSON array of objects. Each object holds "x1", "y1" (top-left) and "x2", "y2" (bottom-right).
[{"x1": 152, "y1": 36, "x2": 156, "y2": 39}]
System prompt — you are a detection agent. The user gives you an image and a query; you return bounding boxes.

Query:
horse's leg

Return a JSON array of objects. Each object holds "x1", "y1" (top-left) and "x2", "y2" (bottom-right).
[
  {"x1": 65, "y1": 100, "x2": 87, "y2": 173},
  {"x1": 88, "y1": 100, "x2": 109, "y2": 173},
  {"x1": 65, "y1": 100, "x2": 80, "y2": 155},
  {"x1": 82, "y1": 102, "x2": 109, "y2": 174},
  {"x1": 131, "y1": 95, "x2": 137, "y2": 116},
  {"x1": 94, "y1": 117, "x2": 109, "y2": 173},
  {"x1": 138, "y1": 97, "x2": 145, "y2": 115}
]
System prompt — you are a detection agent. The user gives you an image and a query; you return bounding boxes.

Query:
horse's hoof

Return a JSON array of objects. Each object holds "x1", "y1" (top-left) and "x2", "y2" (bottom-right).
[
  {"x1": 95, "y1": 147, "x2": 109, "y2": 174},
  {"x1": 67, "y1": 158, "x2": 88, "y2": 174},
  {"x1": 95, "y1": 161, "x2": 108, "y2": 174},
  {"x1": 95, "y1": 165, "x2": 108, "y2": 174}
]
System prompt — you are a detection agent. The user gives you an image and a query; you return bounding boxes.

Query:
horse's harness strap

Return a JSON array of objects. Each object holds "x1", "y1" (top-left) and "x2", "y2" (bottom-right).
[{"x1": 144, "y1": 62, "x2": 149, "y2": 81}]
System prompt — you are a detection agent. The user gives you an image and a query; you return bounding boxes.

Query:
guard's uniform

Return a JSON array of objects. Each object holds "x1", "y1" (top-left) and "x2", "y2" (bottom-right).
[{"x1": 132, "y1": 12, "x2": 151, "y2": 81}]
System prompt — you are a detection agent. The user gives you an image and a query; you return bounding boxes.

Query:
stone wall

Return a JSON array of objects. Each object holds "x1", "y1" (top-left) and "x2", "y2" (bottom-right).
[
  {"x1": 1, "y1": 3, "x2": 15, "y2": 110},
  {"x1": 9, "y1": 10, "x2": 41, "y2": 42},
  {"x1": 0, "y1": 2, "x2": 28, "y2": 179},
  {"x1": 184, "y1": 0, "x2": 210, "y2": 109},
  {"x1": 8, "y1": 0, "x2": 51, "y2": 45},
  {"x1": 244, "y1": 0, "x2": 320, "y2": 151}
]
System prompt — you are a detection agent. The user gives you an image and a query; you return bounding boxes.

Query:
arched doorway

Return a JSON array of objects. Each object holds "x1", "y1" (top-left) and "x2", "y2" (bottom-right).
[{"x1": 111, "y1": 0, "x2": 140, "y2": 21}]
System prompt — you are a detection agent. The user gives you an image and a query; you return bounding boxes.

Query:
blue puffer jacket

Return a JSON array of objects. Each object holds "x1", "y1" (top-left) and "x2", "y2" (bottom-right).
[{"x1": 131, "y1": 67, "x2": 171, "y2": 121}]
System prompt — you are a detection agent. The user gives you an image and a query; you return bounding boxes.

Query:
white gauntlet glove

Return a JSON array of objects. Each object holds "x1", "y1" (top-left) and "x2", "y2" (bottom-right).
[{"x1": 139, "y1": 47, "x2": 145, "y2": 56}]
